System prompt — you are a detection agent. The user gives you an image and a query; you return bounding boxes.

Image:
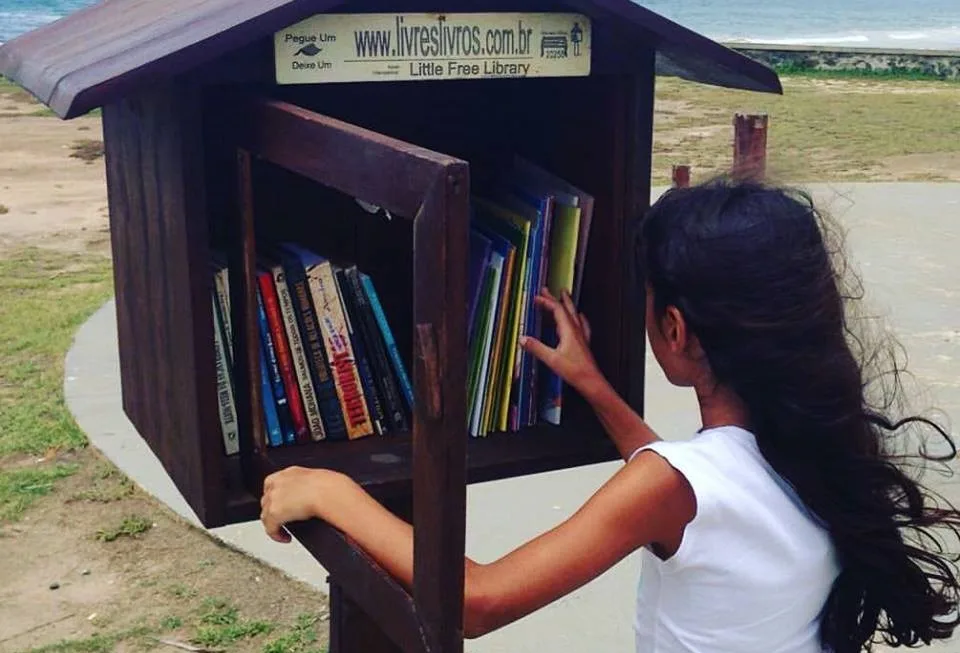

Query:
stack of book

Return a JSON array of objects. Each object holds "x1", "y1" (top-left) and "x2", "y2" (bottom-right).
[
  {"x1": 212, "y1": 243, "x2": 414, "y2": 455},
  {"x1": 467, "y1": 157, "x2": 593, "y2": 437}
]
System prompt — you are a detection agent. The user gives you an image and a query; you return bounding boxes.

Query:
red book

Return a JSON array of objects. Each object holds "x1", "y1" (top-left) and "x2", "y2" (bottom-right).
[{"x1": 258, "y1": 270, "x2": 310, "y2": 443}]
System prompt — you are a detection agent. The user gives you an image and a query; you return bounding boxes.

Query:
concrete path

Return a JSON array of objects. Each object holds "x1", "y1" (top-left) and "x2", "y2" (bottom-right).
[{"x1": 64, "y1": 183, "x2": 960, "y2": 652}]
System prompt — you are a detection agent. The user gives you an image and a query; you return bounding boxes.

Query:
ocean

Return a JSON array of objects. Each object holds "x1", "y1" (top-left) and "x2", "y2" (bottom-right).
[{"x1": 2, "y1": 0, "x2": 959, "y2": 49}]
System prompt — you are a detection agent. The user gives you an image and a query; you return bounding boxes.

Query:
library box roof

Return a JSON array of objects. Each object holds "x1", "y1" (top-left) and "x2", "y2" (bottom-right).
[{"x1": 0, "y1": 0, "x2": 781, "y2": 119}]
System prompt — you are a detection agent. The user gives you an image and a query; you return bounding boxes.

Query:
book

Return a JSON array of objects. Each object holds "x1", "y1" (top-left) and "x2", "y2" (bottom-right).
[
  {"x1": 474, "y1": 199, "x2": 530, "y2": 433},
  {"x1": 463, "y1": 157, "x2": 592, "y2": 434},
  {"x1": 211, "y1": 291, "x2": 239, "y2": 455},
  {"x1": 360, "y1": 272, "x2": 414, "y2": 415},
  {"x1": 256, "y1": 285, "x2": 296, "y2": 444},
  {"x1": 345, "y1": 267, "x2": 409, "y2": 432},
  {"x1": 335, "y1": 266, "x2": 387, "y2": 435},
  {"x1": 267, "y1": 258, "x2": 326, "y2": 440},
  {"x1": 273, "y1": 245, "x2": 348, "y2": 440},
  {"x1": 283, "y1": 243, "x2": 375, "y2": 440},
  {"x1": 258, "y1": 267, "x2": 311, "y2": 443}
]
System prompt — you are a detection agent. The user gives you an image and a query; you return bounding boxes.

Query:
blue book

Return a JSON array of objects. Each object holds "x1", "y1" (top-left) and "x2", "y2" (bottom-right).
[
  {"x1": 360, "y1": 273, "x2": 414, "y2": 413},
  {"x1": 468, "y1": 231, "x2": 492, "y2": 343},
  {"x1": 258, "y1": 339, "x2": 284, "y2": 447},
  {"x1": 494, "y1": 190, "x2": 552, "y2": 429},
  {"x1": 256, "y1": 287, "x2": 295, "y2": 444}
]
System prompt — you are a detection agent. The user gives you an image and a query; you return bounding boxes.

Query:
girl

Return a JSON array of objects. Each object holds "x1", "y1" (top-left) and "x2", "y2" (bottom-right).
[{"x1": 260, "y1": 179, "x2": 960, "y2": 652}]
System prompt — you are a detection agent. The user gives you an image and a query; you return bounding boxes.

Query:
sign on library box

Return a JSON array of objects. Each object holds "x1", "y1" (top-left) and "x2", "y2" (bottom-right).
[{"x1": 275, "y1": 12, "x2": 591, "y2": 84}]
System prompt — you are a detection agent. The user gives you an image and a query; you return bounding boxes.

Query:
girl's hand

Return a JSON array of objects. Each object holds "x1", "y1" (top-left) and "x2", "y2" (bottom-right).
[
  {"x1": 520, "y1": 287, "x2": 604, "y2": 398},
  {"x1": 260, "y1": 466, "x2": 343, "y2": 543}
]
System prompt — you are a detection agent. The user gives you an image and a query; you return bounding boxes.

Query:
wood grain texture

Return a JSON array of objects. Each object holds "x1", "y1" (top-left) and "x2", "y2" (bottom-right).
[
  {"x1": 412, "y1": 165, "x2": 469, "y2": 653},
  {"x1": 0, "y1": 0, "x2": 780, "y2": 119},
  {"x1": 288, "y1": 520, "x2": 427, "y2": 653},
  {"x1": 733, "y1": 113, "x2": 769, "y2": 181},
  {"x1": 235, "y1": 98, "x2": 460, "y2": 220},
  {"x1": 623, "y1": 57, "x2": 655, "y2": 414},
  {"x1": 232, "y1": 148, "x2": 269, "y2": 499},
  {"x1": 329, "y1": 582, "x2": 406, "y2": 653},
  {"x1": 103, "y1": 82, "x2": 226, "y2": 526}
]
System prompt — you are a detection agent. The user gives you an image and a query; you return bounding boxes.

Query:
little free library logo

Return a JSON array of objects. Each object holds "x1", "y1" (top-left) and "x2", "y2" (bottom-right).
[{"x1": 274, "y1": 12, "x2": 591, "y2": 85}]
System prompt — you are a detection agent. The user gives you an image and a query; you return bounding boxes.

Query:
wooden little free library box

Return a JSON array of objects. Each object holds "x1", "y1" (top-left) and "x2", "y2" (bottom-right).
[{"x1": 1, "y1": 1, "x2": 779, "y2": 651}]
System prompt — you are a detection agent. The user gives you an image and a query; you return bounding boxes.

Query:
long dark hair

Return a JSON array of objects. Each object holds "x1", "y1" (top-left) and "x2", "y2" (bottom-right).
[{"x1": 637, "y1": 178, "x2": 960, "y2": 652}]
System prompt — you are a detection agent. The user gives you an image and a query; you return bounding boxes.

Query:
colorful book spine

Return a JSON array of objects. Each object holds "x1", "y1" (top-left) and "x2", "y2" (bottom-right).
[
  {"x1": 360, "y1": 272, "x2": 414, "y2": 414},
  {"x1": 271, "y1": 261, "x2": 326, "y2": 440},
  {"x1": 346, "y1": 267, "x2": 408, "y2": 432},
  {"x1": 258, "y1": 340, "x2": 284, "y2": 448},
  {"x1": 279, "y1": 248, "x2": 348, "y2": 440},
  {"x1": 298, "y1": 249, "x2": 374, "y2": 440},
  {"x1": 335, "y1": 267, "x2": 386, "y2": 436},
  {"x1": 258, "y1": 269, "x2": 311, "y2": 443},
  {"x1": 212, "y1": 292, "x2": 239, "y2": 455},
  {"x1": 256, "y1": 286, "x2": 296, "y2": 444}
]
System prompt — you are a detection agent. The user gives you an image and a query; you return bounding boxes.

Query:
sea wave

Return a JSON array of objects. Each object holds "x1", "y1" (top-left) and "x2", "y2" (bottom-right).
[{"x1": 721, "y1": 26, "x2": 960, "y2": 50}]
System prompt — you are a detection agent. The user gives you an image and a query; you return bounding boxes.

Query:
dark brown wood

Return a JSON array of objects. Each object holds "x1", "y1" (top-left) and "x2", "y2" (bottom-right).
[
  {"x1": 412, "y1": 164, "x2": 470, "y2": 653},
  {"x1": 288, "y1": 520, "x2": 426, "y2": 653},
  {"x1": 232, "y1": 148, "x2": 269, "y2": 498},
  {"x1": 733, "y1": 113, "x2": 769, "y2": 181},
  {"x1": 414, "y1": 324, "x2": 442, "y2": 421},
  {"x1": 672, "y1": 164, "x2": 691, "y2": 188},
  {"x1": 623, "y1": 55, "x2": 655, "y2": 414},
  {"x1": 236, "y1": 98, "x2": 458, "y2": 219},
  {"x1": 263, "y1": 422, "x2": 617, "y2": 499},
  {"x1": 102, "y1": 82, "x2": 226, "y2": 527},
  {"x1": 329, "y1": 582, "x2": 405, "y2": 653}
]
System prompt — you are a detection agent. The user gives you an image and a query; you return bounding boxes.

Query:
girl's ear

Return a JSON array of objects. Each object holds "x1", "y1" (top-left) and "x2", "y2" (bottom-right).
[
  {"x1": 663, "y1": 306, "x2": 686, "y2": 352},
  {"x1": 665, "y1": 306, "x2": 704, "y2": 360}
]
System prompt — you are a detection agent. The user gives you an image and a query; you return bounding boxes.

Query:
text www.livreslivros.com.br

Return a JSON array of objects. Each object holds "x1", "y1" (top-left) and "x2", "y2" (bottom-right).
[{"x1": 352, "y1": 16, "x2": 536, "y2": 59}]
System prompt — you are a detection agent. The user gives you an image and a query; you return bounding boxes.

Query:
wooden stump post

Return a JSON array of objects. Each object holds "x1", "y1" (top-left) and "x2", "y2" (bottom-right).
[
  {"x1": 733, "y1": 113, "x2": 768, "y2": 181},
  {"x1": 671, "y1": 164, "x2": 691, "y2": 188}
]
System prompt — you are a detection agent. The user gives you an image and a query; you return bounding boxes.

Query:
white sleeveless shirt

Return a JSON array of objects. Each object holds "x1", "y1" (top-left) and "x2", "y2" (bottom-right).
[{"x1": 630, "y1": 426, "x2": 840, "y2": 653}]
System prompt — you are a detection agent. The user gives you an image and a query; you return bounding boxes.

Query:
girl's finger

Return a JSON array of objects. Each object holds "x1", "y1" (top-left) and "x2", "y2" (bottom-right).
[
  {"x1": 533, "y1": 293, "x2": 575, "y2": 337},
  {"x1": 519, "y1": 335, "x2": 556, "y2": 366},
  {"x1": 579, "y1": 312, "x2": 592, "y2": 342},
  {"x1": 560, "y1": 290, "x2": 578, "y2": 321}
]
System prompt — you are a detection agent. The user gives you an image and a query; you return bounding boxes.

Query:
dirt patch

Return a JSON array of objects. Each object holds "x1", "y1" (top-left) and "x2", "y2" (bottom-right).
[
  {"x1": 0, "y1": 96, "x2": 108, "y2": 256},
  {"x1": 0, "y1": 450, "x2": 328, "y2": 652},
  {"x1": 882, "y1": 153, "x2": 960, "y2": 182}
]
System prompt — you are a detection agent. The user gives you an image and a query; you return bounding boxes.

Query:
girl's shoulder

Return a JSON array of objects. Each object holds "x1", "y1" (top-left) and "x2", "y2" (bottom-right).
[{"x1": 628, "y1": 425, "x2": 761, "y2": 510}]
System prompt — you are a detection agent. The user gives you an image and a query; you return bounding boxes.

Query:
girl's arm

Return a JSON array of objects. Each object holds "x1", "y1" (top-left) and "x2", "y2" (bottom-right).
[
  {"x1": 520, "y1": 288, "x2": 660, "y2": 459},
  {"x1": 260, "y1": 449, "x2": 695, "y2": 638}
]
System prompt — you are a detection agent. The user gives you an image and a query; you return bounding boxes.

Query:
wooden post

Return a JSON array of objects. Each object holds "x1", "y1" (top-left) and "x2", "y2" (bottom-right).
[
  {"x1": 733, "y1": 113, "x2": 768, "y2": 181},
  {"x1": 671, "y1": 164, "x2": 691, "y2": 188}
]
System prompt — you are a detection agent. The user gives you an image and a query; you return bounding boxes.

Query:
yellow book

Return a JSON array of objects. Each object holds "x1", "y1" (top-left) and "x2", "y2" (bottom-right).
[
  {"x1": 475, "y1": 199, "x2": 531, "y2": 432},
  {"x1": 547, "y1": 204, "x2": 581, "y2": 298},
  {"x1": 482, "y1": 246, "x2": 514, "y2": 435}
]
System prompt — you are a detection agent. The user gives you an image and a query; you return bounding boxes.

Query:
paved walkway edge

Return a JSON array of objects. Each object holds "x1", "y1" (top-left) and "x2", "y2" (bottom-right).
[{"x1": 63, "y1": 299, "x2": 332, "y2": 591}]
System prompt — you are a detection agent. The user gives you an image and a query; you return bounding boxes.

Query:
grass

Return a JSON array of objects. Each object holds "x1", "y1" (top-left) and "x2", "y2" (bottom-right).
[
  {"x1": 0, "y1": 249, "x2": 113, "y2": 460},
  {"x1": 262, "y1": 614, "x2": 326, "y2": 653},
  {"x1": 0, "y1": 240, "x2": 109, "y2": 515},
  {"x1": 770, "y1": 62, "x2": 960, "y2": 83},
  {"x1": 652, "y1": 75, "x2": 960, "y2": 184},
  {"x1": 69, "y1": 464, "x2": 135, "y2": 503},
  {"x1": 21, "y1": 600, "x2": 325, "y2": 652},
  {"x1": 192, "y1": 597, "x2": 275, "y2": 647},
  {"x1": 0, "y1": 464, "x2": 79, "y2": 521},
  {"x1": 160, "y1": 615, "x2": 183, "y2": 630},
  {"x1": 95, "y1": 514, "x2": 153, "y2": 542},
  {"x1": 24, "y1": 626, "x2": 154, "y2": 653},
  {"x1": 68, "y1": 140, "x2": 104, "y2": 163}
]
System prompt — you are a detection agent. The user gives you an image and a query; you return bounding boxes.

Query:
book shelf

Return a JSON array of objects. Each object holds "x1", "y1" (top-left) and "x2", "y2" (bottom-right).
[
  {"x1": 0, "y1": 1, "x2": 780, "y2": 650},
  {"x1": 215, "y1": 77, "x2": 641, "y2": 508},
  {"x1": 204, "y1": 83, "x2": 647, "y2": 651}
]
